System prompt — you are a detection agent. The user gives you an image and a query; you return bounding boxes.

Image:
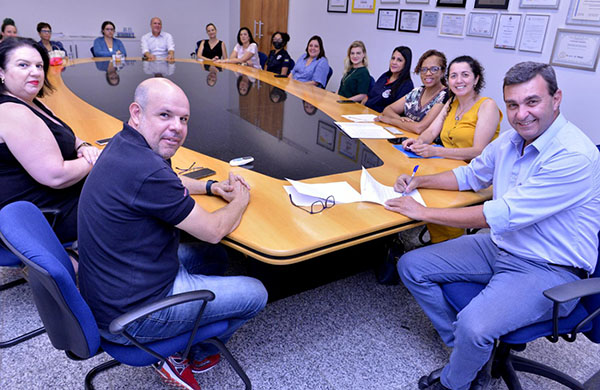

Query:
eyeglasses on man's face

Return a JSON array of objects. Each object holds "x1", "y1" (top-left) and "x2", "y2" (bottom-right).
[{"x1": 289, "y1": 194, "x2": 335, "y2": 214}]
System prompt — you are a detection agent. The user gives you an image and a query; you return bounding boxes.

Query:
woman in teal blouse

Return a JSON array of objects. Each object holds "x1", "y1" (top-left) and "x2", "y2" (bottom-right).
[{"x1": 337, "y1": 41, "x2": 371, "y2": 102}]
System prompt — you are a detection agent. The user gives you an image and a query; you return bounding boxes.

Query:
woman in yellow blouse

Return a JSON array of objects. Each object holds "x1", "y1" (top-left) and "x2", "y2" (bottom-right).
[
  {"x1": 401, "y1": 55, "x2": 502, "y2": 242},
  {"x1": 402, "y1": 55, "x2": 501, "y2": 161}
]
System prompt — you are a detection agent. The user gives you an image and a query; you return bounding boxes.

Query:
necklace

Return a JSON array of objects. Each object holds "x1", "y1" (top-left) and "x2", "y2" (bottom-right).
[{"x1": 454, "y1": 97, "x2": 477, "y2": 121}]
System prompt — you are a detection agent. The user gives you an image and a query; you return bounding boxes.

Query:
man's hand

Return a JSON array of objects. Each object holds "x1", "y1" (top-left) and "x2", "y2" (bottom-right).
[
  {"x1": 211, "y1": 172, "x2": 251, "y2": 202},
  {"x1": 385, "y1": 196, "x2": 426, "y2": 220},
  {"x1": 394, "y1": 174, "x2": 419, "y2": 193}
]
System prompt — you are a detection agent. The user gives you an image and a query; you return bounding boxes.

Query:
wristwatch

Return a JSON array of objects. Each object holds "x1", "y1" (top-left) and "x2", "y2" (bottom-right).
[
  {"x1": 76, "y1": 141, "x2": 92, "y2": 152},
  {"x1": 206, "y1": 180, "x2": 218, "y2": 196}
]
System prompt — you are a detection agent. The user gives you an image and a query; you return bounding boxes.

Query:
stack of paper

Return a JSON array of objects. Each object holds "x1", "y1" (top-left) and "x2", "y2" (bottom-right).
[
  {"x1": 334, "y1": 122, "x2": 395, "y2": 139},
  {"x1": 341, "y1": 114, "x2": 378, "y2": 122},
  {"x1": 284, "y1": 167, "x2": 426, "y2": 207}
]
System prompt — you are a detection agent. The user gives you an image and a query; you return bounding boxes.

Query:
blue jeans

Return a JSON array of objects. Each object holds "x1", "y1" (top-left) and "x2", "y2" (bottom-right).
[
  {"x1": 101, "y1": 242, "x2": 268, "y2": 361},
  {"x1": 398, "y1": 234, "x2": 580, "y2": 390}
]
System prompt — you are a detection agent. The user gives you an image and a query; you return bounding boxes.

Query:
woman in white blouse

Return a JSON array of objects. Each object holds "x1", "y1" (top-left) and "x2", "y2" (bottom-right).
[{"x1": 216, "y1": 27, "x2": 260, "y2": 69}]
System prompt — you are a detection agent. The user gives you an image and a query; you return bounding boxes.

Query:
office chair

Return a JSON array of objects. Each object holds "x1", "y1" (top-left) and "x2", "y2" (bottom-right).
[
  {"x1": 0, "y1": 201, "x2": 252, "y2": 390},
  {"x1": 368, "y1": 75, "x2": 375, "y2": 91},
  {"x1": 258, "y1": 51, "x2": 267, "y2": 68},
  {"x1": 90, "y1": 47, "x2": 95, "y2": 57},
  {"x1": 325, "y1": 66, "x2": 333, "y2": 88},
  {"x1": 440, "y1": 243, "x2": 600, "y2": 390}
]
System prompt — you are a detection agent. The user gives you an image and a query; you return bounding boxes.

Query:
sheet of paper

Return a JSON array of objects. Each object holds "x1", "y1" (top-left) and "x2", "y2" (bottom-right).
[
  {"x1": 334, "y1": 122, "x2": 395, "y2": 139},
  {"x1": 284, "y1": 186, "x2": 324, "y2": 207},
  {"x1": 394, "y1": 144, "x2": 443, "y2": 159},
  {"x1": 341, "y1": 114, "x2": 378, "y2": 122},
  {"x1": 286, "y1": 179, "x2": 362, "y2": 204},
  {"x1": 360, "y1": 167, "x2": 426, "y2": 206}
]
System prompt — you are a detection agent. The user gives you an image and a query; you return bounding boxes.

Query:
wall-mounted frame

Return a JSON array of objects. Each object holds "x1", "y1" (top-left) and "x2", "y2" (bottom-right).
[
  {"x1": 423, "y1": 11, "x2": 440, "y2": 26},
  {"x1": 377, "y1": 9, "x2": 399, "y2": 30},
  {"x1": 550, "y1": 28, "x2": 600, "y2": 71},
  {"x1": 317, "y1": 121, "x2": 337, "y2": 151},
  {"x1": 380, "y1": 0, "x2": 400, "y2": 3},
  {"x1": 338, "y1": 133, "x2": 359, "y2": 161},
  {"x1": 439, "y1": 13, "x2": 466, "y2": 37},
  {"x1": 352, "y1": 0, "x2": 376, "y2": 13},
  {"x1": 407, "y1": 0, "x2": 430, "y2": 3},
  {"x1": 475, "y1": 0, "x2": 510, "y2": 9},
  {"x1": 518, "y1": 14, "x2": 550, "y2": 52},
  {"x1": 566, "y1": 0, "x2": 600, "y2": 27},
  {"x1": 519, "y1": 0, "x2": 559, "y2": 8},
  {"x1": 400, "y1": 10, "x2": 423, "y2": 33},
  {"x1": 466, "y1": 12, "x2": 498, "y2": 37},
  {"x1": 327, "y1": 0, "x2": 349, "y2": 13},
  {"x1": 436, "y1": 0, "x2": 467, "y2": 8},
  {"x1": 494, "y1": 13, "x2": 522, "y2": 49}
]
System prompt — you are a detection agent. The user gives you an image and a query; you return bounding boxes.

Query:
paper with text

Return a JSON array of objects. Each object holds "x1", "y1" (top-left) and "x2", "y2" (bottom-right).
[
  {"x1": 334, "y1": 122, "x2": 395, "y2": 139},
  {"x1": 341, "y1": 114, "x2": 378, "y2": 122}
]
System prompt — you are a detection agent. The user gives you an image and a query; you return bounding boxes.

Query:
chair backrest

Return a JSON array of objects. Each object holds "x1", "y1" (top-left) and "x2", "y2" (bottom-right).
[
  {"x1": 326, "y1": 66, "x2": 333, "y2": 87},
  {"x1": 258, "y1": 51, "x2": 267, "y2": 68},
  {"x1": 90, "y1": 47, "x2": 95, "y2": 56},
  {"x1": 0, "y1": 201, "x2": 100, "y2": 358},
  {"x1": 369, "y1": 75, "x2": 375, "y2": 92},
  {"x1": 583, "y1": 233, "x2": 600, "y2": 342},
  {"x1": 288, "y1": 58, "x2": 295, "y2": 73}
]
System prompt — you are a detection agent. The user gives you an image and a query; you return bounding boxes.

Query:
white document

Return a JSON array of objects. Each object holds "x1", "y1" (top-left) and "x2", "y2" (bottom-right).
[
  {"x1": 334, "y1": 122, "x2": 395, "y2": 139},
  {"x1": 285, "y1": 168, "x2": 426, "y2": 208},
  {"x1": 360, "y1": 167, "x2": 426, "y2": 206},
  {"x1": 341, "y1": 114, "x2": 378, "y2": 122}
]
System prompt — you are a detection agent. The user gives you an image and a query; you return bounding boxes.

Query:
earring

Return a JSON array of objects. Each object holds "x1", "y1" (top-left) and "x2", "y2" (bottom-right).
[{"x1": 0, "y1": 77, "x2": 4, "y2": 84}]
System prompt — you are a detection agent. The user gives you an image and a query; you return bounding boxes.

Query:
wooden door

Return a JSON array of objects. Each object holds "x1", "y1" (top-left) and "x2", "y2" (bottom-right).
[{"x1": 240, "y1": 0, "x2": 289, "y2": 54}]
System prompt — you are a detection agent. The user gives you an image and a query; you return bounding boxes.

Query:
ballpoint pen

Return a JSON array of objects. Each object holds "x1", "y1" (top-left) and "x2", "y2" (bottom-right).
[{"x1": 403, "y1": 165, "x2": 419, "y2": 196}]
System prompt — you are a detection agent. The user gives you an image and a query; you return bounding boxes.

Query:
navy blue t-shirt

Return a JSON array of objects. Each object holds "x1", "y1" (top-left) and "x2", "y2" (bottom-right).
[
  {"x1": 364, "y1": 73, "x2": 414, "y2": 113},
  {"x1": 78, "y1": 123, "x2": 195, "y2": 329}
]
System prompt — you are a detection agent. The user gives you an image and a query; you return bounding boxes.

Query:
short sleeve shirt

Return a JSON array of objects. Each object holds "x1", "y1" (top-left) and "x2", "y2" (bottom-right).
[
  {"x1": 265, "y1": 49, "x2": 291, "y2": 74},
  {"x1": 78, "y1": 123, "x2": 195, "y2": 329},
  {"x1": 234, "y1": 43, "x2": 261, "y2": 69}
]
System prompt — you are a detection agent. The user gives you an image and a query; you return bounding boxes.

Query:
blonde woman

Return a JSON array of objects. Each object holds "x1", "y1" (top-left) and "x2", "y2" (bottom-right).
[{"x1": 337, "y1": 41, "x2": 371, "y2": 102}]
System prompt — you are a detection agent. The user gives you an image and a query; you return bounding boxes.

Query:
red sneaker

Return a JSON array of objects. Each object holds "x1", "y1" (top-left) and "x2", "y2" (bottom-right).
[
  {"x1": 191, "y1": 354, "x2": 221, "y2": 374},
  {"x1": 153, "y1": 355, "x2": 201, "y2": 390}
]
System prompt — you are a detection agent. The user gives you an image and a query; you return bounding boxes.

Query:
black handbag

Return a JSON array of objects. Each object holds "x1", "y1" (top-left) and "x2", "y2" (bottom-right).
[{"x1": 375, "y1": 238, "x2": 405, "y2": 285}]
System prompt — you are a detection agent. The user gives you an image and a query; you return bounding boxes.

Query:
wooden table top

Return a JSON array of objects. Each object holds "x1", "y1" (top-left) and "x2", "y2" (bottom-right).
[{"x1": 42, "y1": 57, "x2": 491, "y2": 264}]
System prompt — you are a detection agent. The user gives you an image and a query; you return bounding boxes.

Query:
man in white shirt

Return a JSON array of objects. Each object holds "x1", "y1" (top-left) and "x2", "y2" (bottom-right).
[{"x1": 141, "y1": 17, "x2": 174, "y2": 61}]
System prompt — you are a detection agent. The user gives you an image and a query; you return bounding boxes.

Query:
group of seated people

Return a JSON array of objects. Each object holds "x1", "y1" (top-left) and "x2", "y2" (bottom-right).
[{"x1": 0, "y1": 17, "x2": 598, "y2": 390}]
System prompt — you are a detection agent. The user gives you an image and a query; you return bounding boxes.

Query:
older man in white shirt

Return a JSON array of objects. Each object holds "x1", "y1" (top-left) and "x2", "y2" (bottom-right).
[{"x1": 141, "y1": 17, "x2": 174, "y2": 61}]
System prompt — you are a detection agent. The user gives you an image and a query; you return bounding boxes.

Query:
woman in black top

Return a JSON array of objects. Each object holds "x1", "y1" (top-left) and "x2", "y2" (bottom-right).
[
  {"x1": 196, "y1": 23, "x2": 228, "y2": 61},
  {"x1": 0, "y1": 37, "x2": 100, "y2": 242},
  {"x1": 265, "y1": 32, "x2": 291, "y2": 75}
]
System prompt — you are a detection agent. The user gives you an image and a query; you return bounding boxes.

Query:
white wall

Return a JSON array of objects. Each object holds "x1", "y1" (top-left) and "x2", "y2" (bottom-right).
[
  {"x1": 5, "y1": 0, "x2": 599, "y2": 140},
  {"x1": 286, "y1": 0, "x2": 600, "y2": 141}
]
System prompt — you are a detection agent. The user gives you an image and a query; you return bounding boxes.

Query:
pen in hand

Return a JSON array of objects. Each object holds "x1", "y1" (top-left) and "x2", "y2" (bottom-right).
[{"x1": 403, "y1": 165, "x2": 419, "y2": 196}]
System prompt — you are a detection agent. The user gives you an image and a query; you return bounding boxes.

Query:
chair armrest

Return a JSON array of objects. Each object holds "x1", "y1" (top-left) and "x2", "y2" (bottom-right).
[
  {"x1": 39, "y1": 208, "x2": 61, "y2": 228},
  {"x1": 109, "y1": 290, "x2": 215, "y2": 335},
  {"x1": 543, "y1": 278, "x2": 600, "y2": 304}
]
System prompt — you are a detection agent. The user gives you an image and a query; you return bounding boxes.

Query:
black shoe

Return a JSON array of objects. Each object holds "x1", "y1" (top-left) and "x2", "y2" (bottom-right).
[
  {"x1": 418, "y1": 368, "x2": 443, "y2": 389},
  {"x1": 419, "y1": 380, "x2": 450, "y2": 390},
  {"x1": 469, "y1": 362, "x2": 492, "y2": 390}
]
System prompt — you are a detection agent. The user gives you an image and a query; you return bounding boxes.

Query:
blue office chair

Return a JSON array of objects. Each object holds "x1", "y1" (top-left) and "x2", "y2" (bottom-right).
[
  {"x1": 90, "y1": 47, "x2": 95, "y2": 57},
  {"x1": 287, "y1": 58, "x2": 295, "y2": 74},
  {"x1": 325, "y1": 66, "x2": 333, "y2": 88},
  {"x1": 368, "y1": 75, "x2": 375, "y2": 92},
  {"x1": 439, "y1": 243, "x2": 600, "y2": 389},
  {"x1": 0, "y1": 201, "x2": 251, "y2": 390},
  {"x1": 258, "y1": 51, "x2": 267, "y2": 68}
]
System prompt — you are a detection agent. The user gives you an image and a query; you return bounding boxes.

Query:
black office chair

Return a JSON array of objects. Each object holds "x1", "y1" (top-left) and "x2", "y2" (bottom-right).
[
  {"x1": 0, "y1": 201, "x2": 251, "y2": 390},
  {"x1": 440, "y1": 241, "x2": 600, "y2": 389},
  {"x1": 325, "y1": 66, "x2": 333, "y2": 88},
  {"x1": 258, "y1": 51, "x2": 267, "y2": 68}
]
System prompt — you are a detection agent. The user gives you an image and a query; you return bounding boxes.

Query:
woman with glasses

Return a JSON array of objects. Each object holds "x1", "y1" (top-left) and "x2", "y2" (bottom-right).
[
  {"x1": 399, "y1": 55, "x2": 501, "y2": 243},
  {"x1": 265, "y1": 31, "x2": 291, "y2": 75},
  {"x1": 377, "y1": 50, "x2": 448, "y2": 134},
  {"x1": 37, "y1": 22, "x2": 65, "y2": 53},
  {"x1": 92, "y1": 21, "x2": 127, "y2": 58}
]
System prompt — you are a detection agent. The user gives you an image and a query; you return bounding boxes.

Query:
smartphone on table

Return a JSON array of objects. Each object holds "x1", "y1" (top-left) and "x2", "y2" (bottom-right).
[
  {"x1": 387, "y1": 137, "x2": 409, "y2": 145},
  {"x1": 182, "y1": 168, "x2": 216, "y2": 179}
]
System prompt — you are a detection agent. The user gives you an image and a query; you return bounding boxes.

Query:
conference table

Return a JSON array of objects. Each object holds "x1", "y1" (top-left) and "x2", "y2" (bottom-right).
[{"x1": 42, "y1": 57, "x2": 492, "y2": 265}]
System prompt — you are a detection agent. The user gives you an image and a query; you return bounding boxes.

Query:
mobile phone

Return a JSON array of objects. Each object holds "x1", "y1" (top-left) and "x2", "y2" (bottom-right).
[
  {"x1": 274, "y1": 74, "x2": 288, "y2": 78},
  {"x1": 95, "y1": 137, "x2": 112, "y2": 146},
  {"x1": 387, "y1": 136, "x2": 409, "y2": 145},
  {"x1": 183, "y1": 168, "x2": 216, "y2": 179},
  {"x1": 336, "y1": 99, "x2": 354, "y2": 104}
]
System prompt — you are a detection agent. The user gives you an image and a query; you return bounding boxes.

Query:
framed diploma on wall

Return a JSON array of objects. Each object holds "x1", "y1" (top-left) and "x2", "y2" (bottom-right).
[
  {"x1": 518, "y1": 14, "x2": 550, "y2": 52},
  {"x1": 352, "y1": 0, "x2": 376, "y2": 13},
  {"x1": 377, "y1": 9, "x2": 399, "y2": 30},
  {"x1": 466, "y1": 12, "x2": 498, "y2": 37},
  {"x1": 475, "y1": 0, "x2": 510, "y2": 9},
  {"x1": 399, "y1": 10, "x2": 423, "y2": 33},
  {"x1": 550, "y1": 28, "x2": 600, "y2": 71},
  {"x1": 436, "y1": 0, "x2": 467, "y2": 8},
  {"x1": 494, "y1": 13, "x2": 522, "y2": 49},
  {"x1": 328, "y1": 0, "x2": 349, "y2": 13},
  {"x1": 440, "y1": 13, "x2": 466, "y2": 37},
  {"x1": 519, "y1": 0, "x2": 559, "y2": 8},
  {"x1": 566, "y1": 0, "x2": 600, "y2": 27}
]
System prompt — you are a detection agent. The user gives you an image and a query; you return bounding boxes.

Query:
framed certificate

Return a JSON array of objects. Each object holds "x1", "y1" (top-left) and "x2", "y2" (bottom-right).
[
  {"x1": 327, "y1": 0, "x2": 349, "y2": 13},
  {"x1": 378, "y1": 9, "x2": 399, "y2": 30},
  {"x1": 380, "y1": 0, "x2": 400, "y2": 2},
  {"x1": 518, "y1": 14, "x2": 550, "y2": 52},
  {"x1": 440, "y1": 13, "x2": 466, "y2": 37},
  {"x1": 466, "y1": 12, "x2": 498, "y2": 37},
  {"x1": 400, "y1": 10, "x2": 423, "y2": 33},
  {"x1": 352, "y1": 0, "x2": 376, "y2": 13},
  {"x1": 494, "y1": 13, "x2": 522, "y2": 49},
  {"x1": 475, "y1": 0, "x2": 510, "y2": 9},
  {"x1": 519, "y1": 0, "x2": 559, "y2": 8},
  {"x1": 436, "y1": 0, "x2": 467, "y2": 7},
  {"x1": 406, "y1": 0, "x2": 430, "y2": 3},
  {"x1": 566, "y1": 0, "x2": 600, "y2": 27},
  {"x1": 423, "y1": 11, "x2": 440, "y2": 26},
  {"x1": 550, "y1": 28, "x2": 600, "y2": 71}
]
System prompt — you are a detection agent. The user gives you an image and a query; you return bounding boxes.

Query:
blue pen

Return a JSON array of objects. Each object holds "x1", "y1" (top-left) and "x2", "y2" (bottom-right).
[{"x1": 403, "y1": 165, "x2": 419, "y2": 196}]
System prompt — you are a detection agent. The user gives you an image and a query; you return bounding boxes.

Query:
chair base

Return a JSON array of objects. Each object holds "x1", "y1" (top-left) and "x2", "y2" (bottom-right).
[
  {"x1": 0, "y1": 326, "x2": 45, "y2": 349},
  {"x1": 84, "y1": 337, "x2": 251, "y2": 390},
  {"x1": 0, "y1": 277, "x2": 26, "y2": 291},
  {"x1": 493, "y1": 343, "x2": 585, "y2": 390}
]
